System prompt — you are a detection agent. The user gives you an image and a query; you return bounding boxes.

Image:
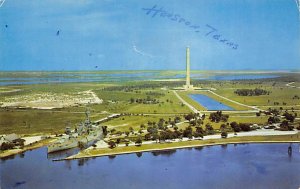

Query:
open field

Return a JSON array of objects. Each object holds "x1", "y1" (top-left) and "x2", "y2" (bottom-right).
[
  {"x1": 0, "y1": 71, "x2": 299, "y2": 135},
  {"x1": 1, "y1": 90, "x2": 102, "y2": 109},
  {"x1": 105, "y1": 114, "x2": 175, "y2": 131},
  {"x1": 0, "y1": 109, "x2": 109, "y2": 134},
  {"x1": 215, "y1": 84, "x2": 300, "y2": 108}
]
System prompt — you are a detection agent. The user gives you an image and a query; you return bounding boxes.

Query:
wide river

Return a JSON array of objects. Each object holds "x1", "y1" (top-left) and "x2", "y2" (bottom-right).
[{"x1": 1, "y1": 143, "x2": 300, "y2": 189}]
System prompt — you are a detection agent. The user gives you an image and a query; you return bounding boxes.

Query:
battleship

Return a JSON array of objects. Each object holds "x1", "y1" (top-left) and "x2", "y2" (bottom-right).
[{"x1": 47, "y1": 110, "x2": 104, "y2": 153}]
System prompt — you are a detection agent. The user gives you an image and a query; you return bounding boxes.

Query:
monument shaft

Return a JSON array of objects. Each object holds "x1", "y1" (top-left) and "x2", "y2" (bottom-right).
[{"x1": 186, "y1": 47, "x2": 190, "y2": 86}]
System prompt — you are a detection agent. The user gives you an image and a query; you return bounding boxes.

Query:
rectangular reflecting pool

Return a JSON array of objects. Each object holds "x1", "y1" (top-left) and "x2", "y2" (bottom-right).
[{"x1": 188, "y1": 94, "x2": 234, "y2": 110}]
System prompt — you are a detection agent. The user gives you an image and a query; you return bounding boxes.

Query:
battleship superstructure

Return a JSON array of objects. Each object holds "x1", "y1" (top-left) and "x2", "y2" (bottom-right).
[{"x1": 47, "y1": 110, "x2": 103, "y2": 153}]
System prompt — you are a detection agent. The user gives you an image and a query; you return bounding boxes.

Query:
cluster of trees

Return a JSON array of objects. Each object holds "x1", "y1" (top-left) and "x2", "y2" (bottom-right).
[
  {"x1": 230, "y1": 122, "x2": 252, "y2": 132},
  {"x1": 0, "y1": 142, "x2": 15, "y2": 151},
  {"x1": 102, "y1": 81, "x2": 185, "y2": 92},
  {"x1": 283, "y1": 112, "x2": 296, "y2": 122},
  {"x1": 209, "y1": 111, "x2": 229, "y2": 123},
  {"x1": 278, "y1": 120, "x2": 294, "y2": 131},
  {"x1": 0, "y1": 139, "x2": 25, "y2": 151},
  {"x1": 234, "y1": 88, "x2": 269, "y2": 96},
  {"x1": 268, "y1": 116, "x2": 280, "y2": 124},
  {"x1": 130, "y1": 96, "x2": 159, "y2": 104},
  {"x1": 184, "y1": 112, "x2": 203, "y2": 122},
  {"x1": 145, "y1": 125, "x2": 207, "y2": 142}
]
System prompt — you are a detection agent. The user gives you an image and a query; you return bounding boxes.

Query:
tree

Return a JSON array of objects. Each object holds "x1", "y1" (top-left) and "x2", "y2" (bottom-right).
[
  {"x1": 239, "y1": 123, "x2": 251, "y2": 132},
  {"x1": 0, "y1": 142, "x2": 15, "y2": 151},
  {"x1": 193, "y1": 131, "x2": 203, "y2": 138},
  {"x1": 221, "y1": 131, "x2": 228, "y2": 138},
  {"x1": 135, "y1": 137, "x2": 142, "y2": 146},
  {"x1": 283, "y1": 112, "x2": 295, "y2": 123},
  {"x1": 196, "y1": 119, "x2": 203, "y2": 126},
  {"x1": 230, "y1": 122, "x2": 241, "y2": 132},
  {"x1": 174, "y1": 116, "x2": 181, "y2": 123},
  {"x1": 130, "y1": 98, "x2": 135, "y2": 103},
  {"x1": 129, "y1": 127, "x2": 134, "y2": 133},
  {"x1": 138, "y1": 129, "x2": 143, "y2": 134},
  {"x1": 140, "y1": 124, "x2": 146, "y2": 129},
  {"x1": 108, "y1": 141, "x2": 116, "y2": 149},
  {"x1": 205, "y1": 123, "x2": 214, "y2": 135},
  {"x1": 209, "y1": 111, "x2": 229, "y2": 123},
  {"x1": 190, "y1": 120, "x2": 196, "y2": 126},
  {"x1": 185, "y1": 113, "x2": 194, "y2": 122},
  {"x1": 279, "y1": 120, "x2": 294, "y2": 131},
  {"x1": 183, "y1": 126, "x2": 193, "y2": 138},
  {"x1": 268, "y1": 116, "x2": 280, "y2": 124},
  {"x1": 195, "y1": 126, "x2": 205, "y2": 135}
]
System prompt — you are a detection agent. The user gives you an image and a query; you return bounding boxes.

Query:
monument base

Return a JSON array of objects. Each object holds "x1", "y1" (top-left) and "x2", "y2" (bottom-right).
[{"x1": 183, "y1": 85, "x2": 194, "y2": 90}]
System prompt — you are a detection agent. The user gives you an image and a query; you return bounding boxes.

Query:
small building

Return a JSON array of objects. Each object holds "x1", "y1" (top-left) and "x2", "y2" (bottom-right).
[
  {"x1": 4, "y1": 133, "x2": 20, "y2": 143},
  {"x1": 0, "y1": 135, "x2": 6, "y2": 146}
]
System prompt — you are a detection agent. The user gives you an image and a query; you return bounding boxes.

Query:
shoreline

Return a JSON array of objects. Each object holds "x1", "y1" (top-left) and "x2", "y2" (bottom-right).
[
  {"x1": 61, "y1": 134, "x2": 300, "y2": 161},
  {"x1": 0, "y1": 138, "x2": 54, "y2": 158},
  {"x1": 64, "y1": 141, "x2": 300, "y2": 161}
]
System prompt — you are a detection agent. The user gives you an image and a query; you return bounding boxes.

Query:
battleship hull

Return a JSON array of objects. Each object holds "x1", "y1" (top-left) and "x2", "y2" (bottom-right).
[
  {"x1": 79, "y1": 130, "x2": 103, "y2": 144},
  {"x1": 47, "y1": 128, "x2": 103, "y2": 153},
  {"x1": 47, "y1": 138, "x2": 78, "y2": 153}
]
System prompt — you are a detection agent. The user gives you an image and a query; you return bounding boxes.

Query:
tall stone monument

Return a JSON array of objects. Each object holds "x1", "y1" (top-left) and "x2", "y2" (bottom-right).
[{"x1": 183, "y1": 47, "x2": 193, "y2": 90}]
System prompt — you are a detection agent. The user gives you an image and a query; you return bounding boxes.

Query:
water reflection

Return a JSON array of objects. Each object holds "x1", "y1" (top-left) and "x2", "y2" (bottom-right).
[
  {"x1": 108, "y1": 155, "x2": 116, "y2": 159},
  {"x1": 193, "y1": 146, "x2": 203, "y2": 151},
  {"x1": 136, "y1": 152, "x2": 143, "y2": 158},
  {"x1": 151, "y1": 149, "x2": 176, "y2": 157},
  {"x1": 78, "y1": 158, "x2": 89, "y2": 167},
  {"x1": 47, "y1": 147, "x2": 80, "y2": 160}
]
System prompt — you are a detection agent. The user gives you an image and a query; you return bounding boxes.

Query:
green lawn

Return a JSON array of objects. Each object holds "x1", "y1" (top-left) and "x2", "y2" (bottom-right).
[
  {"x1": 104, "y1": 114, "x2": 176, "y2": 132},
  {"x1": 0, "y1": 109, "x2": 108, "y2": 135},
  {"x1": 215, "y1": 86, "x2": 300, "y2": 107}
]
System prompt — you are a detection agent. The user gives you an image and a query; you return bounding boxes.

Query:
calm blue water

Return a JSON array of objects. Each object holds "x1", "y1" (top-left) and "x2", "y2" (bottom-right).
[
  {"x1": 0, "y1": 73, "x2": 279, "y2": 86},
  {"x1": 189, "y1": 94, "x2": 234, "y2": 110},
  {"x1": 209, "y1": 74, "x2": 278, "y2": 80},
  {"x1": 173, "y1": 74, "x2": 278, "y2": 80},
  {"x1": 1, "y1": 144, "x2": 300, "y2": 189},
  {"x1": 0, "y1": 72, "x2": 159, "y2": 86}
]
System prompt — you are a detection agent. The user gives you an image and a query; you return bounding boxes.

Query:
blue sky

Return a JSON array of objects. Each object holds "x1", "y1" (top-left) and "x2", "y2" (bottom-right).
[{"x1": 0, "y1": 0, "x2": 299, "y2": 71}]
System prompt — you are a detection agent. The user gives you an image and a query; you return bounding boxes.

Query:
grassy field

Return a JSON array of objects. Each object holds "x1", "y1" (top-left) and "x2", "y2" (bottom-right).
[
  {"x1": 1, "y1": 71, "x2": 299, "y2": 135},
  {"x1": 215, "y1": 84, "x2": 300, "y2": 108},
  {"x1": 104, "y1": 114, "x2": 176, "y2": 132},
  {"x1": 0, "y1": 109, "x2": 108, "y2": 134},
  {"x1": 126, "y1": 91, "x2": 190, "y2": 114}
]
